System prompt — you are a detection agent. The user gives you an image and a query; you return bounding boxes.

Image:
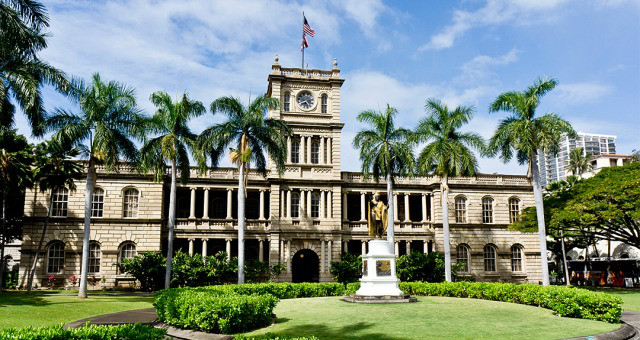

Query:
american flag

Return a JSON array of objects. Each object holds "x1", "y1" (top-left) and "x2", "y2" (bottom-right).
[
  {"x1": 301, "y1": 34, "x2": 309, "y2": 51},
  {"x1": 303, "y1": 16, "x2": 315, "y2": 37}
]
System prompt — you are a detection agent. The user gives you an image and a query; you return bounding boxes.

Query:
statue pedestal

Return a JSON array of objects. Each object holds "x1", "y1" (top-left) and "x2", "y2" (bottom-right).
[{"x1": 343, "y1": 239, "x2": 416, "y2": 303}]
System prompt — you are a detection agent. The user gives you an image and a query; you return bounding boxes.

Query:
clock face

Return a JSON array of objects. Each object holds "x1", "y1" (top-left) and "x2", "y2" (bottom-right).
[{"x1": 297, "y1": 92, "x2": 314, "y2": 110}]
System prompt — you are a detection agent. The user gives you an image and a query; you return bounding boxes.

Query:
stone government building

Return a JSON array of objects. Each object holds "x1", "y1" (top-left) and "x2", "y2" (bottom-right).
[{"x1": 18, "y1": 58, "x2": 543, "y2": 288}]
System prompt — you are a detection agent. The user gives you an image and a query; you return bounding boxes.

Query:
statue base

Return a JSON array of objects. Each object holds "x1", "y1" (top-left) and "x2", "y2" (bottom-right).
[{"x1": 349, "y1": 239, "x2": 417, "y2": 303}]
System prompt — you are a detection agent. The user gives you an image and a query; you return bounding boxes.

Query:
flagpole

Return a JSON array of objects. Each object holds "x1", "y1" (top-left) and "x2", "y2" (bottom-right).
[{"x1": 301, "y1": 10, "x2": 305, "y2": 69}]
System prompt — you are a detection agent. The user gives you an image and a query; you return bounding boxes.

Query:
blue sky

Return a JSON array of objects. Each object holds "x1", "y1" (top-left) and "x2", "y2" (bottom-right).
[{"x1": 15, "y1": 0, "x2": 640, "y2": 174}]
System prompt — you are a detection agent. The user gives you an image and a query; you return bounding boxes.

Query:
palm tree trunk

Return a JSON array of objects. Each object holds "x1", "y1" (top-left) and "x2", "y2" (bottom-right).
[
  {"x1": 386, "y1": 173, "x2": 395, "y2": 254},
  {"x1": 560, "y1": 227, "x2": 570, "y2": 286},
  {"x1": 78, "y1": 161, "x2": 96, "y2": 298},
  {"x1": 27, "y1": 193, "x2": 53, "y2": 293},
  {"x1": 237, "y1": 161, "x2": 246, "y2": 284},
  {"x1": 530, "y1": 151, "x2": 550, "y2": 286},
  {"x1": 0, "y1": 193, "x2": 6, "y2": 291},
  {"x1": 164, "y1": 160, "x2": 177, "y2": 289},
  {"x1": 441, "y1": 174, "x2": 452, "y2": 282}
]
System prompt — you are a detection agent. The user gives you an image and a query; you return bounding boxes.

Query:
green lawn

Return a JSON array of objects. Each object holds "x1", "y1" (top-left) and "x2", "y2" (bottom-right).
[
  {"x1": 589, "y1": 287, "x2": 640, "y2": 312},
  {"x1": 0, "y1": 292, "x2": 154, "y2": 329},
  {"x1": 243, "y1": 296, "x2": 618, "y2": 340}
]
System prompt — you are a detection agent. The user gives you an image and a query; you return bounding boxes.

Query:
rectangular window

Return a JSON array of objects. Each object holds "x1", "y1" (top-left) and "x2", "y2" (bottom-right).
[
  {"x1": 123, "y1": 189, "x2": 139, "y2": 218},
  {"x1": 484, "y1": 246, "x2": 496, "y2": 272},
  {"x1": 291, "y1": 192, "x2": 300, "y2": 218},
  {"x1": 291, "y1": 141, "x2": 300, "y2": 163},
  {"x1": 311, "y1": 142, "x2": 319, "y2": 164},
  {"x1": 456, "y1": 246, "x2": 469, "y2": 272},
  {"x1": 509, "y1": 199, "x2": 520, "y2": 223},
  {"x1": 455, "y1": 197, "x2": 466, "y2": 223},
  {"x1": 91, "y1": 188, "x2": 104, "y2": 217},
  {"x1": 283, "y1": 93, "x2": 290, "y2": 112},
  {"x1": 482, "y1": 198, "x2": 493, "y2": 224},
  {"x1": 51, "y1": 188, "x2": 69, "y2": 217},
  {"x1": 47, "y1": 243, "x2": 65, "y2": 274},
  {"x1": 89, "y1": 243, "x2": 101, "y2": 274},
  {"x1": 511, "y1": 246, "x2": 523, "y2": 272},
  {"x1": 311, "y1": 192, "x2": 320, "y2": 218},
  {"x1": 321, "y1": 94, "x2": 328, "y2": 113}
]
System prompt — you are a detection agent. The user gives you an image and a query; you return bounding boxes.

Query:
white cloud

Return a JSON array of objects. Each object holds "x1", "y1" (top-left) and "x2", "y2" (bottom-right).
[
  {"x1": 457, "y1": 48, "x2": 519, "y2": 83},
  {"x1": 553, "y1": 82, "x2": 613, "y2": 104},
  {"x1": 420, "y1": 0, "x2": 569, "y2": 51}
]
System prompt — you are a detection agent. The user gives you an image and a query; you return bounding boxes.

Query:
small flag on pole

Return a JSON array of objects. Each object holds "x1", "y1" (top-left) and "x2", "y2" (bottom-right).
[
  {"x1": 301, "y1": 34, "x2": 309, "y2": 51},
  {"x1": 301, "y1": 13, "x2": 314, "y2": 68},
  {"x1": 303, "y1": 16, "x2": 315, "y2": 37}
]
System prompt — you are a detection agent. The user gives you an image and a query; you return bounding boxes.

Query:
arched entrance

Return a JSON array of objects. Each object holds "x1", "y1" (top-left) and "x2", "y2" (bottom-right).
[{"x1": 292, "y1": 249, "x2": 319, "y2": 283}]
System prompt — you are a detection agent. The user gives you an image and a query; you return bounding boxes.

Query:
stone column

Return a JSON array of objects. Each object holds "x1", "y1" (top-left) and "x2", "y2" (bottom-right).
[
  {"x1": 202, "y1": 238, "x2": 208, "y2": 258},
  {"x1": 306, "y1": 136, "x2": 311, "y2": 164},
  {"x1": 300, "y1": 190, "x2": 305, "y2": 217},
  {"x1": 321, "y1": 240, "x2": 325, "y2": 273},
  {"x1": 286, "y1": 240, "x2": 292, "y2": 273},
  {"x1": 328, "y1": 191, "x2": 333, "y2": 219},
  {"x1": 320, "y1": 137, "x2": 325, "y2": 164},
  {"x1": 226, "y1": 189, "x2": 233, "y2": 219},
  {"x1": 203, "y1": 188, "x2": 209, "y2": 219},
  {"x1": 259, "y1": 190, "x2": 265, "y2": 220},
  {"x1": 342, "y1": 192, "x2": 348, "y2": 221},
  {"x1": 280, "y1": 190, "x2": 285, "y2": 218},
  {"x1": 328, "y1": 138, "x2": 332, "y2": 164},
  {"x1": 361, "y1": 240, "x2": 367, "y2": 255},
  {"x1": 280, "y1": 239, "x2": 284, "y2": 264},
  {"x1": 360, "y1": 192, "x2": 366, "y2": 221},
  {"x1": 307, "y1": 190, "x2": 312, "y2": 217},
  {"x1": 328, "y1": 240, "x2": 333, "y2": 263},
  {"x1": 405, "y1": 240, "x2": 411, "y2": 255},
  {"x1": 320, "y1": 190, "x2": 326, "y2": 219},
  {"x1": 286, "y1": 190, "x2": 292, "y2": 218},
  {"x1": 189, "y1": 188, "x2": 196, "y2": 219},
  {"x1": 287, "y1": 136, "x2": 292, "y2": 163},
  {"x1": 343, "y1": 241, "x2": 348, "y2": 253},
  {"x1": 421, "y1": 193, "x2": 427, "y2": 222},
  {"x1": 393, "y1": 194, "x2": 399, "y2": 222},
  {"x1": 430, "y1": 194, "x2": 435, "y2": 222},
  {"x1": 225, "y1": 238, "x2": 231, "y2": 262},
  {"x1": 423, "y1": 240, "x2": 428, "y2": 254},
  {"x1": 259, "y1": 239, "x2": 264, "y2": 262},
  {"x1": 188, "y1": 239, "x2": 194, "y2": 256},
  {"x1": 394, "y1": 241, "x2": 399, "y2": 257},
  {"x1": 404, "y1": 193, "x2": 410, "y2": 222}
]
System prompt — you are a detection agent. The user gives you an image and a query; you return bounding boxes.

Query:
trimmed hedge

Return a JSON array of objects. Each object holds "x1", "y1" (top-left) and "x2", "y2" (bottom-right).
[
  {"x1": 346, "y1": 281, "x2": 622, "y2": 323},
  {"x1": 199, "y1": 282, "x2": 346, "y2": 299},
  {"x1": 235, "y1": 334, "x2": 319, "y2": 340},
  {"x1": 0, "y1": 323, "x2": 166, "y2": 340}
]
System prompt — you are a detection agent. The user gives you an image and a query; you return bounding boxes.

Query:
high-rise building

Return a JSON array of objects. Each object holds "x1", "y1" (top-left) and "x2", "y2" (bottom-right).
[{"x1": 537, "y1": 132, "x2": 617, "y2": 187}]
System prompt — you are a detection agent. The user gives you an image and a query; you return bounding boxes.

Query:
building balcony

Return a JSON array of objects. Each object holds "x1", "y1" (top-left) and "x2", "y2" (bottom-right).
[
  {"x1": 342, "y1": 221, "x2": 434, "y2": 233},
  {"x1": 175, "y1": 218, "x2": 270, "y2": 231}
]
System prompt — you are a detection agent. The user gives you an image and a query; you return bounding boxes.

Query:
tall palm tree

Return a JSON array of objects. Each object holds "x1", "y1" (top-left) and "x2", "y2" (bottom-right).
[
  {"x1": 26, "y1": 141, "x2": 82, "y2": 293},
  {"x1": 1, "y1": 0, "x2": 69, "y2": 135},
  {"x1": 45, "y1": 73, "x2": 145, "y2": 298},
  {"x1": 198, "y1": 95, "x2": 290, "y2": 284},
  {"x1": 353, "y1": 105, "x2": 415, "y2": 253},
  {"x1": 568, "y1": 147, "x2": 592, "y2": 177},
  {"x1": 414, "y1": 99, "x2": 485, "y2": 282},
  {"x1": 139, "y1": 91, "x2": 205, "y2": 289},
  {"x1": 487, "y1": 77, "x2": 575, "y2": 286},
  {"x1": 0, "y1": 129, "x2": 35, "y2": 290}
]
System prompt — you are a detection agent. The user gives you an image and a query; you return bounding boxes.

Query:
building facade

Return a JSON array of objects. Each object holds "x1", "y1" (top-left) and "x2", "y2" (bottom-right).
[
  {"x1": 18, "y1": 58, "x2": 543, "y2": 289},
  {"x1": 537, "y1": 132, "x2": 617, "y2": 187}
]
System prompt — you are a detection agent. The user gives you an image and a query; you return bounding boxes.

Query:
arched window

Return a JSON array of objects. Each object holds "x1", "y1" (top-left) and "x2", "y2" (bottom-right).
[
  {"x1": 47, "y1": 241, "x2": 65, "y2": 274},
  {"x1": 482, "y1": 197, "x2": 493, "y2": 224},
  {"x1": 123, "y1": 188, "x2": 139, "y2": 218},
  {"x1": 509, "y1": 198, "x2": 520, "y2": 223},
  {"x1": 89, "y1": 242, "x2": 101, "y2": 274},
  {"x1": 456, "y1": 244, "x2": 470, "y2": 272},
  {"x1": 483, "y1": 244, "x2": 497, "y2": 272},
  {"x1": 51, "y1": 187, "x2": 69, "y2": 217},
  {"x1": 291, "y1": 141, "x2": 300, "y2": 163},
  {"x1": 119, "y1": 242, "x2": 137, "y2": 262},
  {"x1": 311, "y1": 192, "x2": 320, "y2": 218},
  {"x1": 455, "y1": 196, "x2": 467, "y2": 223},
  {"x1": 283, "y1": 93, "x2": 291, "y2": 112},
  {"x1": 511, "y1": 245, "x2": 523, "y2": 272},
  {"x1": 321, "y1": 94, "x2": 328, "y2": 113},
  {"x1": 291, "y1": 192, "x2": 300, "y2": 218},
  {"x1": 91, "y1": 187, "x2": 105, "y2": 217},
  {"x1": 311, "y1": 141, "x2": 320, "y2": 164}
]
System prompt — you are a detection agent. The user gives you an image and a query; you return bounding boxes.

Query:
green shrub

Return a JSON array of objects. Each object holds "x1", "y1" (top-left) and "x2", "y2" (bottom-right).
[
  {"x1": 396, "y1": 251, "x2": 465, "y2": 282},
  {"x1": 116, "y1": 251, "x2": 165, "y2": 291},
  {"x1": 196, "y1": 282, "x2": 346, "y2": 299},
  {"x1": 235, "y1": 334, "x2": 319, "y2": 340},
  {"x1": 0, "y1": 323, "x2": 166, "y2": 340},
  {"x1": 329, "y1": 253, "x2": 361, "y2": 285}
]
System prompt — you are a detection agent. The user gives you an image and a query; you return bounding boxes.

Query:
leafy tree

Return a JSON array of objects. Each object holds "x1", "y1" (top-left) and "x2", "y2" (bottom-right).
[
  {"x1": 139, "y1": 91, "x2": 205, "y2": 289},
  {"x1": 414, "y1": 99, "x2": 484, "y2": 282},
  {"x1": 0, "y1": 0, "x2": 69, "y2": 135},
  {"x1": 0, "y1": 129, "x2": 34, "y2": 290},
  {"x1": 568, "y1": 147, "x2": 592, "y2": 176},
  {"x1": 45, "y1": 73, "x2": 145, "y2": 298},
  {"x1": 198, "y1": 95, "x2": 290, "y2": 283},
  {"x1": 396, "y1": 251, "x2": 463, "y2": 282},
  {"x1": 353, "y1": 105, "x2": 415, "y2": 252},
  {"x1": 487, "y1": 77, "x2": 575, "y2": 286},
  {"x1": 329, "y1": 253, "x2": 362, "y2": 286},
  {"x1": 116, "y1": 251, "x2": 165, "y2": 292},
  {"x1": 26, "y1": 141, "x2": 82, "y2": 293}
]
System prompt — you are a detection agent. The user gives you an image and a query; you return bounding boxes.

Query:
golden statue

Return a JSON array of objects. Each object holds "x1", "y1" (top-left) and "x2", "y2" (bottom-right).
[{"x1": 367, "y1": 192, "x2": 388, "y2": 238}]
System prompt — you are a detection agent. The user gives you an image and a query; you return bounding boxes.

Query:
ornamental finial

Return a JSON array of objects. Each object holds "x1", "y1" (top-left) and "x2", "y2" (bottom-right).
[
  {"x1": 333, "y1": 58, "x2": 338, "y2": 68},
  {"x1": 274, "y1": 54, "x2": 279, "y2": 65}
]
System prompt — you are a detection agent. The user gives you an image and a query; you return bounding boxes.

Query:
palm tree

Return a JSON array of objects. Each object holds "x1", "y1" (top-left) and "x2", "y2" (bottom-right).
[
  {"x1": 414, "y1": 99, "x2": 485, "y2": 282},
  {"x1": 568, "y1": 147, "x2": 592, "y2": 177},
  {"x1": 353, "y1": 105, "x2": 415, "y2": 253},
  {"x1": 487, "y1": 77, "x2": 575, "y2": 286},
  {"x1": 198, "y1": 95, "x2": 290, "y2": 283},
  {"x1": 0, "y1": 129, "x2": 35, "y2": 290},
  {"x1": 1, "y1": 0, "x2": 69, "y2": 135},
  {"x1": 139, "y1": 91, "x2": 205, "y2": 289},
  {"x1": 26, "y1": 141, "x2": 82, "y2": 293},
  {"x1": 45, "y1": 73, "x2": 145, "y2": 298}
]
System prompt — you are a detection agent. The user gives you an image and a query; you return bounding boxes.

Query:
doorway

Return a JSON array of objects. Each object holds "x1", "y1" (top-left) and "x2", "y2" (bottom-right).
[{"x1": 292, "y1": 249, "x2": 319, "y2": 283}]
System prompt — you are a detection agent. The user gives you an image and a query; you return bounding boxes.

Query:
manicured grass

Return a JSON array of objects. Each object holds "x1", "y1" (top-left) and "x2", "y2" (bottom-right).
[
  {"x1": 589, "y1": 287, "x2": 640, "y2": 312},
  {"x1": 242, "y1": 296, "x2": 618, "y2": 340},
  {"x1": 0, "y1": 292, "x2": 154, "y2": 329}
]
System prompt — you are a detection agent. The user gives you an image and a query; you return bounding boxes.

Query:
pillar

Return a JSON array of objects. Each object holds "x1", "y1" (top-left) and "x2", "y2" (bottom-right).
[
  {"x1": 189, "y1": 188, "x2": 196, "y2": 219},
  {"x1": 342, "y1": 192, "x2": 348, "y2": 221},
  {"x1": 395, "y1": 241, "x2": 399, "y2": 256},
  {"x1": 286, "y1": 240, "x2": 291, "y2": 273},
  {"x1": 360, "y1": 192, "x2": 366, "y2": 221},
  {"x1": 328, "y1": 137, "x2": 332, "y2": 164},
  {"x1": 320, "y1": 137, "x2": 325, "y2": 164},
  {"x1": 343, "y1": 241, "x2": 348, "y2": 253},
  {"x1": 404, "y1": 193, "x2": 410, "y2": 222},
  {"x1": 225, "y1": 238, "x2": 231, "y2": 261},
  {"x1": 321, "y1": 240, "x2": 325, "y2": 273},
  {"x1": 423, "y1": 240, "x2": 428, "y2": 254},
  {"x1": 361, "y1": 240, "x2": 367, "y2": 255},
  {"x1": 280, "y1": 239, "x2": 284, "y2": 263},
  {"x1": 287, "y1": 190, "x2": 292, "y2": 218},
  {"x1": 202, "y1": 238, "x2": 208, "y2": 258},
  {"x1": 203, "y1": 188, "x2": 209, "y2": 219},
  {"x1": 307, "y1": 190, "x2": 312, "y2": 217},
  {"x1": 226, "y1": 189, "x2": 233, "y2": 219},
  {"x1": 300, "y1": 189, "x2": 305, "y2": 217},
  {"x1": 328, "y1": 240, "x2": 333, "y2": 263},
  {"x1": 393, "y1": 194, "x2": 399, "y2": 222},
  {"x1": 431, "y1": 194, "x2": 435, "y2": 222},
  {"x1": 306, "y1": 136, "x2": 311, "y2": 164},
  {"x1": 421, "y1": 193, "x2": 427, "y2": 222},
  {"x1": 287, "y1": 136, "x2": 292, "y2": 163},
  {"x1": 320, "y1": 190, "x2": 326, "y2": 219},
  {"x1": 280, "y1": 190, "x2": 285, "y2": 218},
  {"x1": 328, "y1": 191, "x2": 333, "y2": 219},
  {"x1": 405, "y1": 240, "x2": 411, "y2": 255},
  {"x1": 259, "y1": 190, "x2": 265, "y2": 220},
  {"x1": 259, "y1": 239, "x2": 264, "y2": 262},
  {"x1": 188, "y1": 239, "x2": 194, "y2": 256}
]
